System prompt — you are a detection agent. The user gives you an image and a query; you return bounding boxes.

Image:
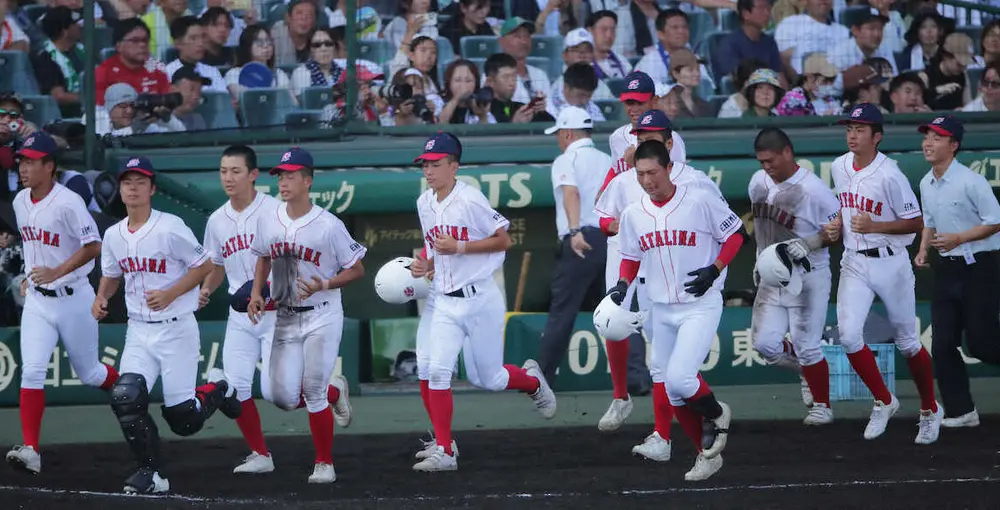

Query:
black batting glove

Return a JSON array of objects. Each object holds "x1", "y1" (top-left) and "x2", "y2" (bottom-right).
[
  {"x1": 606, "y1": 280, "x2": 628, "y2": 305},
  {"x1": 684, "y1": 265, "x2": 721, "y2": 297}
]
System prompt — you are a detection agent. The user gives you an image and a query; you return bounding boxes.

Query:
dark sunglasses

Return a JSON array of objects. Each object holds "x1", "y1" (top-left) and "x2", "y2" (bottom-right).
[
  {"x1": 983, "y1": 78, "x2": 1000, "y2": 89},
  {"x1": 0, "y1": 109, "x2": 21, "y2": 118},
  {"x1": 311, "y1": 40, "x2": 335, "y2": 48}
]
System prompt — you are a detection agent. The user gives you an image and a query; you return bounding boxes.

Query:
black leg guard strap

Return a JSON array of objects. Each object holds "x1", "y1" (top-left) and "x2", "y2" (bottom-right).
[
  {"x1": 685, "y1": 391, "x2": 723, "y2": 421},
  {"x1": 110, "y1": 373, "x2": 162, "y2": 470},
  {"x1": 161, "y1": 399, "x2": 207, "y2": 437}
]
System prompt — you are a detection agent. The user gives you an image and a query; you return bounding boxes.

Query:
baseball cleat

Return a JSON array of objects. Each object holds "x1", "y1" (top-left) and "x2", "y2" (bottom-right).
[
  {"x1": 684, "y1": 453, "x2": 723, "y2": 482},
  {"x1": 914, "y1": 403, "x2": 944, "y2": 445},
  {"x1": 800, "y1": 376, "x2": 814, "y2": 408},
  {"x1": 631, "y1": 431, "x2": 671, "y2": 462},
  {"x1": 412, "y1": 445, "x2": 458, "y2": 472},
  {"x1": 6, "y1": 445, "x2": 40, "y2": 474},
  {"x1": 863, "y1": 394, "x2": 900, "y2": 440},
  {"x1": 942, "y1": 409, "x2": 979, "y2": 428},
  {"x1": 598, "y1": 397, "x2": 633, "y2": 432},
  {"x1": 700, "y1": 401, "x2": 731, "y2": 459},
  {"x1": 416, "y1": 438, "x2": 459, "y2": 460},
  {"x1": 330, "y1": 375, "x2": 352, "y2": 428},
  {"x1": 123, "y1": 468, "x2": 170, "y2": 494},
  {"x1": 208, "y1": 368, "x2": 242, "y2": 420},
  {"x1": 307, "y1": 463, "x2": 337, "y2": 484},
  {"x1": 522, "y1": 359, "x2": 557, "y2": 419},
  {"x1": 803, "y1": 403, "x2": 834, "y2": 426},
  {"x1": 233, "y1": 452, "x2": 275, "y2": 474}
]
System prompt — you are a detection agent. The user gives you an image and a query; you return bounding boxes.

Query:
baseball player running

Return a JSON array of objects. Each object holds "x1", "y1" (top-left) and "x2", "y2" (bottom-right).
[
  {"x1": 826, "y1": 103, "x2": 941, "y2": 443},
  {"x1": 6, "y1": 132, "x2": 119, "y2": 475},
  {"x1": 607, "y1": 72, "x2": 687, "y2": 172},
  {"x1": 608, "y1": 140, "x2": 739, "y2": 481},
  {"x1": 247, "y1": 147, "x2": 364, "y2": 484},
  {"x1": 748, "y1": 128, "x2": 841, "y2": 425},
  {"x1": 595, "y1": 110, "x2": 724, "y2": 461},
  {"x1": 94, "y1": 157, "x2": 241, "y2": 494},
  {"x1": 409, "y1": 132, "x2": 557, "y2": 472}
]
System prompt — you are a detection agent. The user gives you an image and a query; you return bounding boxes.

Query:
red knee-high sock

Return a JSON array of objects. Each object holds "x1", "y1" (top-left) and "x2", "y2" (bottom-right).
[
  {"x1": 100, "y1": 364, "x2": 119, "y2": 390},
  {"x1": 235, "y1": 399, "x2": 269, "y2": 455},
  {"x1": 801, "y1": 359, "x2": 831, "y2": 406},
  {"x1": 607, "y1": 339, "x2": 630, "y2": 400},
  {"x1": 691, "y1": 374, "x2": 712, "y2": 401},
  {"x1": 420, "y1": 379, "x2": 434, "y2": 423},
  {"x1": 308, "y1": 407, "x2": 334, "y2": 464},
  {"x1": 429, "y1": 389, "x2": 454, "y2": 455},
  {"x1": 19, "y1": 389, "x2": 44, "y2": 449},
  {"x1": 652, "y1": 382, "x2": 673, "y2": 440},
  {"x1": 907, "y1": 347, "x2": 938, "y2": 412},
  {"x1": 673, "y1": 404, "x2": 703, "y2": 452},
  {"x1": 504, "y1": 365, "x2": 541, "y2": 393},
  {"x1": 847, "y1": 345, "x2": 892, "y2": 403},
  {"x1": 327, "y1": 384, "x2": 340, "y2": 404}
]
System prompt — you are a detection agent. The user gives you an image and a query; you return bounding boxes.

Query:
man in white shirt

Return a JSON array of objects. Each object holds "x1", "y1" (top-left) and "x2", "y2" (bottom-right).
[
  {"x1": 164, "y1": 16, "x2": 227, "y2": 93},
  {"x1": 635, "y1": 9, "x2": 711, "y2": 85},
  {"x1": 963, "y1": 62, "x2": 1000, "y2": 112},
  {"x1": 1, "y1": 3, "x2": 30, "y2": 53},
  {"x1": 828, "y1": 8, "x2": 898, "y2": 75},
  {"x1": 588, "y1": 10, "x2": 633, "y2": 80},
  {"x1": 549, "y1": 28, "x2": 615, "y2": 103},
  {"x1": 775, "y1": 0, "x2": 849, "y2": 74},
  {"x1": 538, "y1": 107, "x2": 612, "y2": 386},
  {"x1": 499, "y1": 17, "x2": 552, "y2": 104}
]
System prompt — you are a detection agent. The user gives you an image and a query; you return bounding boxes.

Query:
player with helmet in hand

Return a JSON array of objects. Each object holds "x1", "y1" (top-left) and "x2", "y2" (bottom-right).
[
  {"x1": 603, "y1": 140, "x2": 743, "y2": 481},
  {"x1": 748, "y1": 128, "x2": 842, "y2": 426},
  {"x1": 409, "y1": 132, "x2": 556, "y2": 473}
]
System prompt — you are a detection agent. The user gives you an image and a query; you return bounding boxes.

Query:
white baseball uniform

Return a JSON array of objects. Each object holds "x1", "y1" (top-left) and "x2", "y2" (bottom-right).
[
  {"x1": 608, "y1": 123, "x2": 688, "y2": 165},
  {"x1": 204, "y1": 192, "x2": 281, "y2": 402},
  {"x1": 749, "y1": 167, "x2": 841, "y2": 366},
  {"x1": 14, "y1": 184, "x2": 110, "y2": 390},
  {"x1": 831, "y1": 152, "x2": 923, "y2": 357},
  {"x1": 101, "y1": 210, "x2": 211, "y2": 407},
  {"x1": 250, "y1": 204, "x2": 366, "y2": 413},
  {"x1": 618, "y1": 188, "x2": 742, "y2": 405},
  {"x1": 415, "y1": 290, "x2": 479, "y2": 385},
  {"x1": 417, "y1": 181, "x2": 511, "y2": 392}
]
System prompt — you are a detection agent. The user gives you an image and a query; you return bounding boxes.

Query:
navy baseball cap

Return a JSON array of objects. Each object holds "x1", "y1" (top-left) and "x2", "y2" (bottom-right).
[
  {"x1": 919, "y1": 115, "x2": 964, "y2": 143},
  {"x1": 619, "y1": 71, "x2": 655, "y2": 103},
  {"x1": 118, "y1": 156, "x2": 155, "y2": 179},
  {"x1": 837, "y1": 102, "x2": 884, "y2": 126},
  {"x1": 271, "y1": 147, "x2": 313, "y2": 174},
  {"x1": 414, "y1": 132, "x2": 462, "y2": 163},
  {"x1": 17, "y1": 131, "x2": 58, "y2": 159},
  {"x1": 631, "y1": 110, "x2": 673, "y2": 134}
]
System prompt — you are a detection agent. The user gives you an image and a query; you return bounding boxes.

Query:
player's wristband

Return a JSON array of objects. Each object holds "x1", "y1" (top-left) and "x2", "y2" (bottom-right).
[
  {"x1": 568, "y1": 227, "x2": 582, "y2": 237},
  {"x1": 457, "y1": 241, "x2": 467, "y2": 254}
]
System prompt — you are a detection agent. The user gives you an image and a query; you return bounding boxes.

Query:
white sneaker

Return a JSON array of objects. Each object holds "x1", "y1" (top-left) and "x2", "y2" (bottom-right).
[
  {"x1": 412, "y1": 445, "x2": 458, "y2": 472},
  {"x1": 684, "y1": 453, "x2": 723, "y2": 481},
  {"x1": 914, "y1": 403, "x2": 943, "y2": 445},
  {"x1": 800, "y1": 376, "x2": 814, "y2": 408},
  {"x1": 123, "y1": 469, "x2": 169, "y2": 494},
  {"x1": 415, "y1": 437, "x2": 459, "y2": 460},
  {"x1": 701, "y1": 401, "x2": 731, "y2": 459},
  {"x1": 522, "y1": 359, "x2": 557, "y2": 419},
  {"x1": 863, "y1": 395, "x2": 900, "y2": 440},
  {"x1": 803, "y1": 403, "x2": 834, "y2": 426},
  {"x1": 330, "y1": 375, "x2": 352, "y2": 428},
  {"x1": 598, "y1": 397, "x2": 633, "y2": 432},
  {"x1": 233, "y1": 452, "x2": 275, "y2": 474},
  {"x1": 631, "y1": 431, "x2": 671, "y2": 462},
  {"x1": 941, "y1": 409, "x2": 979, "y2": 428},
  {"x1": 6, "y1": 445, "x2": 40, "y2": 474},
  {"x1": 307, "y1": 463, "x2": 336, "y2": 483}
]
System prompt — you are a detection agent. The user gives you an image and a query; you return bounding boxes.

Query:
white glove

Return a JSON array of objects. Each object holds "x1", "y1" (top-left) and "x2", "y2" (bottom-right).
[{"x1": 785, "y1": 238, "x2": 810, "y2": 261}]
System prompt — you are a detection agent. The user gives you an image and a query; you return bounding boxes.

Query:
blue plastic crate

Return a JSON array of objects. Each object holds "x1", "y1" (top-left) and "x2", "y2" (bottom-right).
[{"x1": 822, "y1": 343, "x2": 896, "y2": 401}]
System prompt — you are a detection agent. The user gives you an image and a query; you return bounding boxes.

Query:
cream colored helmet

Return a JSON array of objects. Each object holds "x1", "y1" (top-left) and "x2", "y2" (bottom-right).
[{"x1": 374, "y1": 257, "x2": 430, "y2": 304}]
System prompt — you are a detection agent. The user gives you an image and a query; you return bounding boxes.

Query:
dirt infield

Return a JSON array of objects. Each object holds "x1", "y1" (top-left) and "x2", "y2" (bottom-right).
[{"x1": 2, "y1": 415, "x2": 998, "y2": 510}]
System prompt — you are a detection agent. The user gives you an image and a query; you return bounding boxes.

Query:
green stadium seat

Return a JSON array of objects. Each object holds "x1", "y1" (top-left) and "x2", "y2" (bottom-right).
[
  {"x1": 95, "y1": 26, "x2": 113, "y2": 50},
  {"x1": 956, "y1": 26, "x2": 983, "y2": 46},
  {"x1": 286, "y1": 109, "x2": 326, "y2": 129},
  {"x1": 968, "y1": 67, "x2": 984, "y2": 98},
  {"x1": 0, "y1": 51, "x2": 39, "y2": 94},
  {"x1": 594, "y1": 100, "x2": 625, "y2": 122},
  {"x1": 266, "y1": 3, "x2": 287, "y2": 28},
  {"x1": 436, "y1": 37, "x2": 455, "y2": 64},
  {"x1": 100, "y1": 47, "x2": 117, "y2": 62},
  {"x1": 19, "y1": 95, "x2": 61, "y2": 126},
  {"x1": 687, "y1": 11, "x2": 715, "y2": 52},
  {"x1": 461, "y1": 36, "x2": 499, "y2": 59},
  {"x1": 239, "y1": 87, "x2": 298, "y2": 127},
  {"x1": 698, "y1": 76, "x2": 717, "y2": 99},
  {"x1": 708, "y1": 94, "x2": 729, "y2": 117},
  {"x1": 721, "y1": 10, "x2": 740, "y2": 31},
  {"x1": 300, "y1": 86, "x2": 334, "y2": 109},
  {"x1": 357, "y1": 39, "x2": 393, "y2": 64},
  {"x1": 526, "y1": 56, "x2": 552, "y2": 81},
  {"x1": 720, "y1": 75, "x2": 735, "y2": 95},
  {"x1": 530, "y1": 35, "x2": 563, "y2": 77},
  {"x1": 197, "y1": 91, "x2": 240, "y2": 129}
]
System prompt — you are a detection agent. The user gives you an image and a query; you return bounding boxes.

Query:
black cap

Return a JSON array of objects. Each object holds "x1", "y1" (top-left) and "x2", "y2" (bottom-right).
[{"x1": 171, "y1": 65, "x2": 211, "y2": 86}]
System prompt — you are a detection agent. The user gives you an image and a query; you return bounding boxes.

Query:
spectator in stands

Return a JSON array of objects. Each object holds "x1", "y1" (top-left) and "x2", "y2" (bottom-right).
[
  {"x1": 520, "y1": 0, "x2": 582, "y2": 37},
  {"x1": 498, "y1": 17, "x2": 552, "y2": 103},
  {"x1": 94, "y1": 19, "x2": 172, "y2": 105},
  {"x1": 328, "y1": 0, "x2": 383, "y2": 40},
  {"x1": 384, "y1": 0, "x2": 438, "y2": 51},
  {"x1": 546, "y1": 62, "x2": 606, "y2": 121},
  {"x1": 388, "y1": 33, "x2": 442, "y2": 112},
  {"x1": 0, "y1": 94, "x2": 37, "y2": 203},
  {"x1": 201, "y1": 0, "x2": 255, "y2": 47},
  {"x1": 550, "y1": 28, "x2": 614, "y2": 101},
  {"x1": 170, "y1": 64, "x2": 208, "y2": 129},
  {"x1": 977, "y1": 19, "x2": 1000, "y2": 68},
  {"x1": 715, "y1": 0, "x2": 784, "y2": 82},
  {"x1": 440, "y1": 59, "x2": 497, "y2": 124},
  {"x1": 109, "y1": 0, "x2": 152, "y2": 19},
  {"x1": 225, "y1": 24, "x2": 292, "y2": 101},
  {"x1": 775, "y1": 84, "x2": 817, "y2": 116},
  {"x1": 382, "y1": 68, "x2": 438, "y2": 125},
  {"x1": 200, "y1": 7, "x2": 235, "y2": 66},
  {"x1": 440, "y1": 0, "x2": 493, "y2": 49},
  {"x1": 888, "y1": 71, "x2": 931, "y2": 112},
  {"x1": 921, "y1": 32, "x2": 973, "y2": 110},
  {"x1": 718, "y1": 56, "x2": 765, "y2": 117},
  {"x1": 33, "y1": 6, "x2": 84, "y2": 117},
  {"x1": 273, "y1": 0, "x2": 317, "y2": 67},
  {"x1": 484, "y1": 52, "x2": 553, "y2": 122},
  {"x1": 0, "y1": 0, "x2": 29, "y2": 52},
  {"x1": 291, "y1": 27, "x2": 343, "y2": 97},
  {"x1": 92, "y1": 82, "x2": 186, "y2": 134},
  {"x1": 588, "y1": 0, "x2": 659, "y2": 58},
  {"x1": 635, "y1": 9, "x2": 711, "y2": 85},
  {"x1": 796, "y1": 53, "x2": 840, "y2": 115},
  {"x1": 142, "y1": 0, "x2": 192, "y2": 59},
  {"x1": 963, "y1": 60, "x2": 1000, "y2": 112},
  {"x1": 901, "y1": 10, "x2": 951, "y2": 71},
  {"x1": 327, "y1": 25, "x2": 383, "y2": 77},
  {"x1": 775, "y1": 0, "x2": 850, "y2": 74},
  {"x1": 742, "y1": 68, "x2": 784, "y2": 117},
  {"x1": 667, "y1": 48, "x2": 712, "y2": 117},
  {"x1": 842, "y1": 69, "x2": 889, "y2": 113},
  {"x1": 868, "y1": 0, "x2": 905, "y2": 53},
  {"x1": 165, "y1": 16, "x2": 227, "y2": 92},
  {"x1": 771, "y1": 0, "x2": 804, "y2": 26},
  {"x1": 829, "y1": 9, "x2": 898, "y2": 74},
  {"x1": 587, "y1": 10, "x2": 631, "y2": 80}
]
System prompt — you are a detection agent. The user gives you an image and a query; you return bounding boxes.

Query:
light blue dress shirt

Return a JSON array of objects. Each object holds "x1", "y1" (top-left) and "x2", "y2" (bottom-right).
[{"x1": 919, "y1": 159, "x2": 1000, "y2": 257}]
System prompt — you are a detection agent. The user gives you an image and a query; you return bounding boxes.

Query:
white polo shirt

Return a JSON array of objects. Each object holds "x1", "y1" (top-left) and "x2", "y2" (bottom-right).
[
  {"x1": 775, "y1": 14, "x2": 850, "y2": 74},
  {"x1": 828, "y1": 39, "x2": 899, "y2": 74},
  {"x1": 165, "y1": 59, "x2": 228, "y2": 93},
  {"x1": 551, "y1": 137, "x2": 612, "y2": 238}
]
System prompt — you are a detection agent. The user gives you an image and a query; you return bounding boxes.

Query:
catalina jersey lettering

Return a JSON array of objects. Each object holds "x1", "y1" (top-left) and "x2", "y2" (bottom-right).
[
  {"x1": 831, "y1": 152, "x2": 921, "y2": 251},
  {"x1": 204, "y1": 192, "x2": 282, "y2": 294},
  {"x1": 14, "y1": 183, "x2": 101, "y2": 288}
]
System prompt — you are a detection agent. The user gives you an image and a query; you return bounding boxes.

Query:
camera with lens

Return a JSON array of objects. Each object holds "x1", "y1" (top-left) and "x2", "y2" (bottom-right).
[
  {"x1": 134, "y1": 92, "x2": 184, "y2": 121},
  {"x1": 375, "y1": 83, "x2": 414, "y2": 104},
  {"x1": 460, "y1": 87, "x2": 494, "y2": 109},
  {"x1": 410, "y1": 94, "x2": 434, "y2": 123}
]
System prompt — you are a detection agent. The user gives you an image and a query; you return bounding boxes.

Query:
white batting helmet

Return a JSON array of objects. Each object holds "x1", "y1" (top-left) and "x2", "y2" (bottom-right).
[
  {"x1": 374, "y1": 257, "x2": 430, "y2": 304},
  {"x1": 755, "y1": 242, "x2": 803, "y2": 296},
  {"x1": 593, "y1": 295, "x2": 645, "y2": 341}
]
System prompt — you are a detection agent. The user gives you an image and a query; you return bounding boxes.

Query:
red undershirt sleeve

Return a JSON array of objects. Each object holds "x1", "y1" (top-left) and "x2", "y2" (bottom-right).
[
  {"x1": 715, "y1": 233, "x2": 743, "y2": 268},
  {"x1": 599, "y1": 216, "x2": 616, "y2": 236},
  {"x1": 618, "y1": 259, "x2": 640, "y2": 281}
]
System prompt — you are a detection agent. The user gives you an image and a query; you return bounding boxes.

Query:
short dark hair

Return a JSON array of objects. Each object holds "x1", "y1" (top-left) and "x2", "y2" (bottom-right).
[
  {"x1": 222, "y1": 145, "x2": 258, "y2": 170},
  {"x1": 113, "y1": 18, "x2": 150, "y2": 45},
  {"x1": 737, "y1": 0, "x2": 757, "y2": 18},
  {"x1": 889, "y1": 72, "x2": 926, "y2": 94},
  {"x1": 655, "y1": 9, "x2": 687, "y2": 32},
  {"x1": 300, "y1": 167, "x2": 315, "y2": 178},
  {"x1": 170, "y1": 15, "x2": 201, "y2": 41},
  {"x1": 287, "y1": 0, "x2": 317, "y2": 16},
  {"x1": 485, "y1": 53, "x2": 517, "y2": 77},
  {"x1": 754, "y1": 127, "x2": 794, "y2": 154},
  {"x1": 200, "y1": 7, "x2": 232, "y2": 29},
  {"x1": 563, "y1": 63, "x2": 598, "y2": 92},
  {"x1": 635, "y1": 139, "x2": 670, "y2": 168},
  {"x1": 585, "y1": 10, "x2": 617, "y2": 28}
]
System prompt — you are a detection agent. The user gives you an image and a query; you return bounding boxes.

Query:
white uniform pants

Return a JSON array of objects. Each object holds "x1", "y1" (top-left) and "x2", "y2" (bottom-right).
[
  {"x1": 837, "y1": 249, "x2": 921, "y2": 357},
  {"x1": 223, "y1": 310, "x2": 276, "y2": 402},
  {"x1": 120, "y1": 313, "x2": 200, "y2": 407},
  {"x1": 270, "y1": 304, "x2": 342, "y2": 413},
  {"x1": 752, "y1": 267, "x2": 832, "y2": 366},
  {"x1": 648, "y1": 291, "x2": 724, "y2": 406}
]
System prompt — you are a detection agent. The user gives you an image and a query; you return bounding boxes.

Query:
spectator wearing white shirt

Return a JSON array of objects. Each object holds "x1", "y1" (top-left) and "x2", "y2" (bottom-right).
[
  {"x1": 775, "y1": 0, "x2": 849, "y2": 74},
  {"x1": 549, "y1": 28, "x2": 615, "y2": 101},
  {"x1": 588, "y1": 10, "x2": 632, "y2": 80},
  {"x1": 829, "y1": 9, "x2": 899, "y2": 75},
  {"x1": 635, "y1": 9, "x2": 712, "y2": 85},
  {"x1": 383, "y1": 0, "x2": 438, "y2": 51},
  {"x1": 869, "y1": 0, "x2": 906, "y2": 53},
  {"x1": 164, "y1": 16, "x2": 228, "y2": 92},
  {"x1": 498, "y1": 17, "x2": 552, "y2": 104},
  {"x1": 547, "y1": 62, "x2": 608, "y2": 121},
  {"x1": 224, "y1": 24, "x2": 293, "y2": 102},
  {"x1": 962, "y1": 61, "x2": 1000, "y2": 112},
  {"x1": 588, "y1": 0, "x2": 659, "y2": 58},
  {"x1": 0, "y1": 0, "x2": 29, "y2": 53},
  {"x1": 901, "y1": 10, "x2": 952, "y2": 72}
]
